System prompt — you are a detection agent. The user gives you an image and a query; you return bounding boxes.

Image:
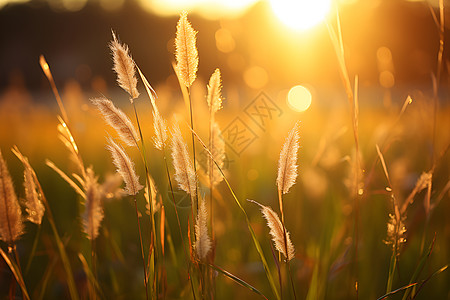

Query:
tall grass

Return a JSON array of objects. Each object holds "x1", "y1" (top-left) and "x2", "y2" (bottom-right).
[{"x1": 0, "y1": 7, "x2": 449, "y2": 300}]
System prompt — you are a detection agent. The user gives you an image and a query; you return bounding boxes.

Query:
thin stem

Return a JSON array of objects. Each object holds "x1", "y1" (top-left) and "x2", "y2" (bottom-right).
[
  {"x1": 133, "y1": 195, "x2": 150, "y2": 300},
  {"x1": 25, "y1": 225, "x2": 42, "y2": 274},
  {"x1": 277, "y1": 189, "x2": 296, "y2": 300},
  {"x1": 287, "y1": 262, "x2": 297, "y2": 300},
  {"x1": 91, "y1": 239, "x2": 97, "y2": 300},
  {"x1": 132, "y1": 102, "x2": 157, "y2": 299},
  {"x1": 190, "y1": 128, "x2": 281, "y2": 300},
  {"x1": 163, "y1": 151, "x2": 197, "y2": 300},
  {"x1": 187, "y1": 87, "x2": 198, "y2": 212},
  {"x1": 33, "y1": 175, "x2": 79, "y2": 300}
]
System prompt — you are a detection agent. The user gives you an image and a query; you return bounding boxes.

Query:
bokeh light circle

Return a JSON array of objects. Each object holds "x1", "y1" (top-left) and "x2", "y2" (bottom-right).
[{"x1": 287, "y1": 85, "x2": 312, "y2": 112}]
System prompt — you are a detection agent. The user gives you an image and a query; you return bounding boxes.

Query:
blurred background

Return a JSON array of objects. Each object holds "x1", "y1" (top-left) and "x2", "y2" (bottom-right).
[{"x1": 1, "y1": 0, "x2": 449, "y2": 299}]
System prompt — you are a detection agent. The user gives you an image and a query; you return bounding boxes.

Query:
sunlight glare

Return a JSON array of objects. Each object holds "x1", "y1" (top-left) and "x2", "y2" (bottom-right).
[
  {"x1": 270, "y1": 0, "x2": 331, "y2": 31},
  {"x1": 287, "y1": 85, "x2": 312, "y2": 112}
]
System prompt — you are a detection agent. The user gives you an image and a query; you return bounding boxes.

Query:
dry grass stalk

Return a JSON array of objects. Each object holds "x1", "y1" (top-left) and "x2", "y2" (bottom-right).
[
  {"x1": 39, "y1": 55, "x2": 69, "y2": 124},
  {"x1": 249, "y1": 200, "x2": 295, "y2": 261},
  {"x1": 0, "y1": 149, "x2": 24, "y2": 244},
  {"x1": 171, "y1": 124, "x2": 197, "y2": 198},
  {"x1": 277, "y1": 122, "x2": 301, "y2": 194},
  {"x1": 12, "y1": 147, "x2": 45, "y2": 225},
  {"x1": 106, "y1": 137, "x2": 143, "y2": 196},
  {"x1": 194, "y1": 197, "x2": 211, "y2": 261},
  {"x1": 46, "y1": 160, "x2": 86, "y2": 199},
  {"x1": 82, "y1": 168, "x2": 104, "y2": 240},
  {"x1": 175, "y1": 11, "x2": 198, "y2": 88},
  {"x1": 207, "y1": 68, "x2": 222, "y2": 116},
  {"x1": 91, "y1": 97, "x2": 140, "y2": 147},
  {"x1": 110, "y1": 31, "x2": 140, "y2": 101}
]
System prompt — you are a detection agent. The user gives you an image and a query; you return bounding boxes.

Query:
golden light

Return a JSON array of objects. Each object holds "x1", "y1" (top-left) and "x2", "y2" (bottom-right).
[
  {"x1": 270, "y1": 0, "x2": 331, "y2": 31},
  {"x1": 139, "y1": 0, "x2": 258, "y2": 19},
  {"x1": 287, "y1": 85, "x2": 312, "y2": 112}
]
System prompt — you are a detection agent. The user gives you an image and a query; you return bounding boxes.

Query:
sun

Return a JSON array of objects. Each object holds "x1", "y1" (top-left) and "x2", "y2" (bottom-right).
[{"x1": 270, "y1": 0, "x2": 331, "y2": 31}]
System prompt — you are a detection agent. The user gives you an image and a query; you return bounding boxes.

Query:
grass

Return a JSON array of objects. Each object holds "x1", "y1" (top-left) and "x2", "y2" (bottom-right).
[{"x1": 1, "y1": 9, "x2": 450, "y2": 300}]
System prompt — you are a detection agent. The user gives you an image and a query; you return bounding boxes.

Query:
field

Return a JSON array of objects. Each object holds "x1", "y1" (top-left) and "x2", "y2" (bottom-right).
[{"x1": 0, "y1": 1, "x2": 449, "y2": 299}]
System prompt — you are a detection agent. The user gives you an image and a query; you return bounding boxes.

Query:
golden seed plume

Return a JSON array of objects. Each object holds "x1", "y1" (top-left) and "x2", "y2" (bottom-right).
[
  {"x1": 0, "y1": 149, "x2": 24, "y2": 244},
  {"x1": 194, "y1": 196, "x2": 211, "y2": 261},
  {"x1": 249, "y1": 200, "x2": 295, "y2": 261},
  {"x1": 175, "y1": 11, "x2": 198, "y2": 88},
  {"x1": 101, "y1": 173, "x2": 125, "y2": 201},
  {"x1": 110, "y1": 31, "x2": 140, "y2": 101},
  {"x1": 153, "y1": 109, "x2": 168, "y2": 151},
  {"x1": 91, "y1": 97, "x2": 140, "y2": 147},
  {"x1": 145, "y1": 175, "x2": 160, "y2": 216},
  {"x1": 207, "y1": 68, "x2": 222, "y2": 115},
  {"x1": 277, "y1": 122, "x2": 301, "y2": 194},
  {"x1": 171, "y1": 124, "x2": 197, "y2": 198},
  {"x1": 384, "y1": 206, "x2": 407, "y2": 253},
  {"x1": 82, "y1": 168, "x2": 104, "y2": 240},
  {"x1": 106, "y1": 137, "x2": 143, "y2": 196},
  {"x1": 11, "y1": 147, "x2": 45, "y2": 225},
  {"x1": 208, "y1": 122, "x2": 225, "y2": 186}
]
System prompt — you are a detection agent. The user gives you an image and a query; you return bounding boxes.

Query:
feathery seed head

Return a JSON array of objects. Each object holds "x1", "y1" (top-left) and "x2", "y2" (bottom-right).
[
  {"x1": 82, "y1": 168, "x2": 104, "y2": 240},
  {"x1": 207, "y1": 68, "x2": 222, "y2": 115},
  {"x1": 92, "y1": 97, "x2": 140, "y2": 147},
  {"x1": 110, "y1": 31, "x2": 140, "y2": 101},
  {"x1": 249, "y1": 200, "x2": 295, "y2": 261},
  {"x1": 106, "y1": 137, "x2": 143, "y2": 196},
  {"x1": 145, "y1": 175, "x2": 160, "y2": 216},
  {"x1": 12, "y1": 147, "x2": 45, "y2": 225},
  {"x1": 277, "y1": 122, "x2": 301, "y2": 194},
  {"x1": 384, "y1": 210, "x2": 407, "y2": 253},
  {"x1": 153, "y1": 109, "x2": 168, "y2": 151},
  {"x1": 194, "y1": 196, "x2": 211, "y2": 261},
  {"x1": 171, "y1": 124, "x2": 197, "y2": 198},
  {"x1": 0, "y1": 149, "x2": 24, "y2": 244},
  {"x1": 175, "y1": 11, "x2": 198, "y2": 88}
]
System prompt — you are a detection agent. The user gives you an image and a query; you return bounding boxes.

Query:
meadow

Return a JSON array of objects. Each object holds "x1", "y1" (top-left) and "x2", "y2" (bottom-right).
[{"x1": 1, "y1": 5, "x2": 450, "y2": 300}]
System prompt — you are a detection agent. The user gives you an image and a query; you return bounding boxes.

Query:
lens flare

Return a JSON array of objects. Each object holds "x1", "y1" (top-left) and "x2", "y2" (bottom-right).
[
  {"x1": 270, "y1": 0, "x2": 331, "y2": 31},
  {"x1": 287, "y1": 85, "x2": 312, "y2": 112}
]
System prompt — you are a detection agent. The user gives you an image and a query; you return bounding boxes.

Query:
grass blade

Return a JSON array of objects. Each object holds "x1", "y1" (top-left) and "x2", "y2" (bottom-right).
[
  {"x1": 78, "y1": 253, "x2": 105, "y2": 299},
  {"x1": 401, "y1": 234, "x2": 436, "y2": 300},
  {"x1": 0, "y1": 248, "x2": 30, "y2": 300},
  {"x1": 377, "y1": 283, "x2": 418, "y2": 300},
  {"x1": 207, "y1": 263, "x2": 269, "y2": 300}
]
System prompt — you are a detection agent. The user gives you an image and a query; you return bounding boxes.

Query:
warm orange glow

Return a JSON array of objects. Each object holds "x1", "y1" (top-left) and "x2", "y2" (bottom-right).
[
  {"x1": 244, "y1": 66, "x2": 268, "y2": 89},
  {"x1": 138, "y1": 0, "x2": 258, "y2": 19},
  {"x1": 287, "y1": 85, "x2": 312, "y2": 112},
  {"x1": 270, "y1": 0, "x2": 331, "y2": 31}
]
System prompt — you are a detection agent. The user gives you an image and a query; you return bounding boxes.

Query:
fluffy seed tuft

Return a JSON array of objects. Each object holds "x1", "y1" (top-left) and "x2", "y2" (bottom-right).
[
  {"x1": 0, "y1": 149, "x2": 24, "y2": 244},
  {"x1": 106, "y1": 137, "x2": 143, "y2": 196},
  {"x1": 277, "y1": 122, "x2": 301, "y2": 194},
  {"x1": 110, "y1": 31, "x2": 140, "y2": 101},
  {"x1": 175, "y1": 11, "x2": 198, "y2": 88}
]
